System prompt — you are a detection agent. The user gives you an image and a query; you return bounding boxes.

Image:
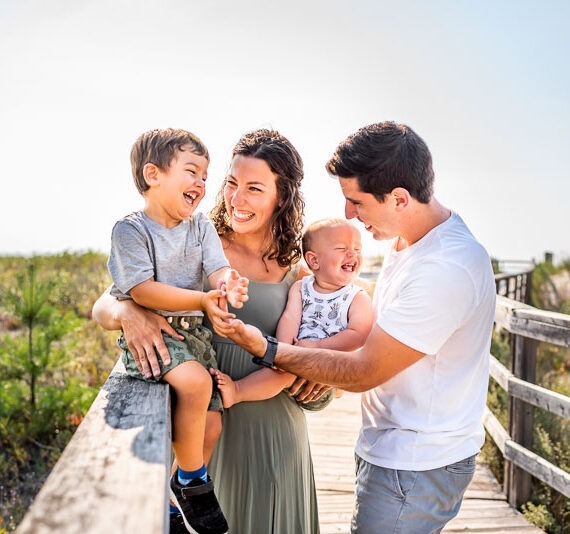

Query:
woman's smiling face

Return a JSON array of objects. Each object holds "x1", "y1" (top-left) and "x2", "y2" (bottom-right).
[{"x1": 224, "y1": 155, "x2": 280, "y2": 237}]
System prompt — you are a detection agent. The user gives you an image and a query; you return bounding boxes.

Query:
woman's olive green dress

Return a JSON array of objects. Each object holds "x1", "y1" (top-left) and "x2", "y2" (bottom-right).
[{"x1": 207, "y1": 269, "x2": 320, "y2": 534}]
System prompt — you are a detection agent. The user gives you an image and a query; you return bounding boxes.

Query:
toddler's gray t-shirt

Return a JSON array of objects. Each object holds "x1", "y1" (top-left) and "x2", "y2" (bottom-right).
[{"x1": 108, "y1": 211, "x2": 228, "y2": 316}]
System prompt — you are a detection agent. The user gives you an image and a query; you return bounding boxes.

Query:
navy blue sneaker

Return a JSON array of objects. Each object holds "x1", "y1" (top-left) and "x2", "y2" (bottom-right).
[
  {"x1": 169, "y1": 511, "x2": 188, "y2": 534},
  {"x1": 169, "y1": 474, "x2": 228, "y2": 534}
]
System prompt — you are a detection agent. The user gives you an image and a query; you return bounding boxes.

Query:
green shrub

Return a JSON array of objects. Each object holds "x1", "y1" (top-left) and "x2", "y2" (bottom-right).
[{"x1": 0, "y1": 253, "x2": 115, "y2": 531}]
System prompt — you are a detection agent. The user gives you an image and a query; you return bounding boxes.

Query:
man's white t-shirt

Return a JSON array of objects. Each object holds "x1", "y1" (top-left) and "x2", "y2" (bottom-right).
[{"x1": 355, "y1": 213, "x2": 496, "y2": 471}]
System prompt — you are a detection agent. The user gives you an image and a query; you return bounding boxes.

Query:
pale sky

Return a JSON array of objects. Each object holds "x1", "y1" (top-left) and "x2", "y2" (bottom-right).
[{"x1": 1, "y1": 0, "x2": 568, "y2": 264}]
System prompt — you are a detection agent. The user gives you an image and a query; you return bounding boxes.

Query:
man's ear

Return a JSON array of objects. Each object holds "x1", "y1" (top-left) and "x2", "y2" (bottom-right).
[
  {"x1": 391, "y1": 187, "x2": 410, "y2": 210},
  {"x1": 143, "y1": 163, "x2": 160, "y2": 188},
  {"x1": 305, "y1": 251, "x2": 319, "y2": 271}
]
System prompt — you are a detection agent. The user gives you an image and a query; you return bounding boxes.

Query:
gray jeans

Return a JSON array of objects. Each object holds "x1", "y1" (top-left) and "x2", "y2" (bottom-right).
[{"x1": 351, "y1": 453, "x2": 477, "y2": 533}]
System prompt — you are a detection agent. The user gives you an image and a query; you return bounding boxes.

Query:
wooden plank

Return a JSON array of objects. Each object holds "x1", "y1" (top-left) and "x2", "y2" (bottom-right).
[
  {"x1": 505, "y1": 441, "x2": 570, "y2": 498},
  {"x1": 488, "y1": 355, "x2": 570, "y2": 419},
  {"x1": 495, "y1": 295, "x2": 570, "y2": 347},
  {"x1": 509, "y1": 316, "x2": 570, "y2": 346},
  {"x1": 16, "y1": 362, "x2": 171, "y2": 534},
  {"x1": 306, "y1": 392, "x2": 542, "y2": 533},
  {"x1": 483, "y1": 410, "x2": 570, "y2": 500},
  {"x1": 489, "y1": 354, "x2": 510, "y2": 390},
  {"x1": 483, "y1": 406, "x2": 508, "y2": 454},
  {"x1": 509, "y1": 375, "x2": 570, "y2": 418}
]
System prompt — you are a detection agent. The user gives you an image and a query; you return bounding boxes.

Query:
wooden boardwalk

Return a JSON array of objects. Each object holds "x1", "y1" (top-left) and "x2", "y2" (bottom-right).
[{"x1": 305, "y1": 392, "x2": 542, "y2": 533}]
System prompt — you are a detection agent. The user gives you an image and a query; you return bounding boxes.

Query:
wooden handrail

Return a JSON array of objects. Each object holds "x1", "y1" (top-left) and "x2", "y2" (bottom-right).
[
  {"x1": 16, "y1": 362, "x2": 171, "y2": 534},
  {"x1": 486, "y1": 295, "x2": 570, "y2": 507},
  {"x1": 494, "y1": 269, "x2": 534, "y2": 304}
]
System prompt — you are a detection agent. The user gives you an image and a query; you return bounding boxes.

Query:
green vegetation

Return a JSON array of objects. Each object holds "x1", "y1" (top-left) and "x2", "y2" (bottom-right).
[
  {"x1": 483, "y1": 258, "x2": 570, "y2": 533},
  {"x1": 0, "y1": 253, "x2": 116, "y2": 532}
]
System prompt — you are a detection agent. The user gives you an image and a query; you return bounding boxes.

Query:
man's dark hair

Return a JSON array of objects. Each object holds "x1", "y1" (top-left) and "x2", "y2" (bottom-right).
[{"x1": 325, "y1": 122, "x2": 434, "y2": 203}]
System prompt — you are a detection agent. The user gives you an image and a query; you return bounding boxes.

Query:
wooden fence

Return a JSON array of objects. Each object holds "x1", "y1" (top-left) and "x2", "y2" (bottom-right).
[
  {"x1": 487, "y1": 268, "x2": 570, "y2": 508},
  {"x1": 16, "y1": 266, "x2": 570, "y2": 532},
  {"x1": 494, "y1": 269, "x2": 534, "y2": 304}
]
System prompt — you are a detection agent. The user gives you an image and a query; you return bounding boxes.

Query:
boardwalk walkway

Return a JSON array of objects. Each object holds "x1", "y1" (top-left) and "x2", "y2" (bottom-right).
[{"x1": 305, "y1": 392, "x2": 542, "y2": 533}]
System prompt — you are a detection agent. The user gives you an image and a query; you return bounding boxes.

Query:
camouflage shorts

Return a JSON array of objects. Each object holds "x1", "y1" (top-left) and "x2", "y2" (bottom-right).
[{"x1": 118, "y1": 315, "x2": 222, "y2": 412}]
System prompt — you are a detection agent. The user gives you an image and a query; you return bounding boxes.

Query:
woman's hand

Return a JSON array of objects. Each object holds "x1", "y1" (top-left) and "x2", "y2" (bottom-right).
[
  {"x1": 119, "y1": 301, "x2": 181, "y2": 379},
  {"x1": 219, "y1": 318, "x2": 266, "y2": 356}
]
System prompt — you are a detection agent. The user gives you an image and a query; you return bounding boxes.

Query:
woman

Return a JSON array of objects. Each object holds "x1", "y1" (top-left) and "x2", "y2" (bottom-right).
[{"x1": 93, "y1": 129, "x2": 320, "y2": 533}]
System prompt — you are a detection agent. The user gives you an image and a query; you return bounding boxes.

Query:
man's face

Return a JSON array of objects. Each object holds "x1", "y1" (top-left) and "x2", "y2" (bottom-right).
[{"x1": 338, "y1": 177, "x2": 396, "y2": 241}]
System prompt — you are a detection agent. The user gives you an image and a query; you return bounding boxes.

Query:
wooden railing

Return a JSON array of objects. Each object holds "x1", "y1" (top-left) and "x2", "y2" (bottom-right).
[
  {"x1": 16, "y1": 362, "x2": 171, "y2": 534},
  {"x1": 485, "y1": 295, "x2": 570, "y2": 508},
  {"x1": 494, "y1": 263, "x2": 534, "y2": 304}
]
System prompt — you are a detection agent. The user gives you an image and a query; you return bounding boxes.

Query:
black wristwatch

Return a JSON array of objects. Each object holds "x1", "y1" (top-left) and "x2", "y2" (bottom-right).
[{"x1": 252, "y1": 335, "x2": 278, "y2": 368}]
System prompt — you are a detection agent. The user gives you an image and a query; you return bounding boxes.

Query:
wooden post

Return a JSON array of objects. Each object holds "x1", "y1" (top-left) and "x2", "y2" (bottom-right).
[
  {"x1": 544, "y1": 252, "x2": 553, "y2": 265},
  {"x1": 524, "y1": 271, "x2": 533, "y2": 305},
  {"x1": 505, "y1": 333, "x2": 537, "y2": 508}
]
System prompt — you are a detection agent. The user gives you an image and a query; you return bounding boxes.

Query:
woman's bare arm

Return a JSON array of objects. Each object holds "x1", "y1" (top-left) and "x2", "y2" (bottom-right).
[{"x1": 92, "y1": 288, "x2": 181, "y2": 378}]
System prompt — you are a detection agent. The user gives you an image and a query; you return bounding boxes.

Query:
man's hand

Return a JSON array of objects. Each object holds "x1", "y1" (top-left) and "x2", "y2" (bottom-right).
[
  {"x1": 288, "y1": 377, "x2": 332, "y2": 402},
  {"x1": 120, "y1": 303, "x2": 181, "y2": 379}
]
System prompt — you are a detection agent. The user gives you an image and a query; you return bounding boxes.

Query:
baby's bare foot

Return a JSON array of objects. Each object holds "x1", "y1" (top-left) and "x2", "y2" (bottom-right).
[{"x1": 212, "y1": 369, "x2": 238, "y2": 409}]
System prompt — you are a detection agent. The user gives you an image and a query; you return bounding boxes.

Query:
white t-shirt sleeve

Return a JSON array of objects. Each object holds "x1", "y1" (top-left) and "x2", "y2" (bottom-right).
[{"x1": 377, "y1": 259, "x2": 477, "y2": 355}]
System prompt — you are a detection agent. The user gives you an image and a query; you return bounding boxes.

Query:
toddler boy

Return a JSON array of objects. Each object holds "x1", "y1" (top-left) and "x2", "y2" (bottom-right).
[{"x1": 108, "y1": 128, "x2": 248, "y2": 534}]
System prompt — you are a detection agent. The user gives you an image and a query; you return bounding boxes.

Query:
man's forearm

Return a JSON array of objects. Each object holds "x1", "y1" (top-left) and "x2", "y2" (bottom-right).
[
  {"x1": 274, "y1": 343, "x2": 368, "y2": 392},
  {"x1": 230, "y1": 320, "x2": 384, "y2": 392}
]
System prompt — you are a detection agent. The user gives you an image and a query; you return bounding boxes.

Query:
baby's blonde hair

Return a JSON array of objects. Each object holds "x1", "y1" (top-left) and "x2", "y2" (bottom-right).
[{"x1": 301, "y1": 218, "x2": 356, "y2": 255}]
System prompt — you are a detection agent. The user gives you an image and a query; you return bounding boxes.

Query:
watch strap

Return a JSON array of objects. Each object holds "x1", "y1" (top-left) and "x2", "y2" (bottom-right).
[{"x1": 252, "y1": 335, "x2": 278, "y2": 368}]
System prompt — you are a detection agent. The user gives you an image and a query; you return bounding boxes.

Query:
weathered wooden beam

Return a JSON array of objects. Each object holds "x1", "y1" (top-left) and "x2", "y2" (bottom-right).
[
  {"x1": 509, "y1": 376, "x2": 570, "y2": 419},
  {"x1": 489, "y1": 355, "x2": 570, "y2": 419},
  {"x1": 16, "y1": 361, "x2": 171, "y2": 534},
  {"x1": 483, "y1": 407, "x2": 508, "y2": 454},
  {"x1": 483, "y1": 409, "x2": 570, "y2": 499},
  {"x1": 489, "y1": 354, "x2": 509, "y2": 391},
  {"x1": 505, "y1": 441, "x2": 570, "y2": 499},
  {"x1": 495, "y1": 295, "x2": 570, "y2": 347}
]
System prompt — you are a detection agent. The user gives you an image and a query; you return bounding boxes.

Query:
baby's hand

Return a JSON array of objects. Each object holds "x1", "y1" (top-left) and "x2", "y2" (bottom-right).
[{"x1": 224, "y1": 269, "x2": 249, "y2": 309}]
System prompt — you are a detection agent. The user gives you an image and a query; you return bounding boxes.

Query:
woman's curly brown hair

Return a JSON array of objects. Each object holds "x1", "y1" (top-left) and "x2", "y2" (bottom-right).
[{"x1": 210, "y1": 129, "x2": 305, "y2": 267}]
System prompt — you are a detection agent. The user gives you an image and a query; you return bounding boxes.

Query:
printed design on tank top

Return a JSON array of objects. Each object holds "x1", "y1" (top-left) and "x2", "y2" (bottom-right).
[{"x1": 298, "y1": 276, "x2": 361, "y2": 340}]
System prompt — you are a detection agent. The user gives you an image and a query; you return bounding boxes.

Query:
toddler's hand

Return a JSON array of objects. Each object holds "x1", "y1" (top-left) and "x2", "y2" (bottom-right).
[
  {"x1": 202, "y1": 289, "x2": 235, "y2": 330},
  {"x1": 224, "y1": 269, "x2": 249, "y2": 308}
]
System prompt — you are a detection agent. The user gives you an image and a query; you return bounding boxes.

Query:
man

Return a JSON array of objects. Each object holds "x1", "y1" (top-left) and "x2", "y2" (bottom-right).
[{"x1": 222, "y1": 121, "x2": 496, "y2": 533}]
